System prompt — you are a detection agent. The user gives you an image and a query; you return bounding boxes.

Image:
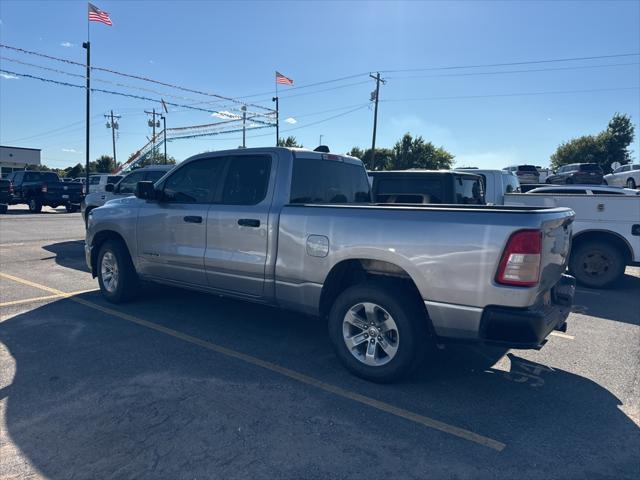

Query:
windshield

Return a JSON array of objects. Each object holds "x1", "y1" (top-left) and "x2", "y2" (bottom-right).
[
  {"x1": 518, "y1": 165, "x2": 538, "y2": 172},
  {"x1": 374, "y1": 177, "x2": 445, "y2": 204}
]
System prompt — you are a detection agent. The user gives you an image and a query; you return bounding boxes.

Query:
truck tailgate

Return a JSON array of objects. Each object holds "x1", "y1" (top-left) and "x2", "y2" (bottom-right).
[{"x1": 538, "y1": 214, "x2": 573, "y2": 293}]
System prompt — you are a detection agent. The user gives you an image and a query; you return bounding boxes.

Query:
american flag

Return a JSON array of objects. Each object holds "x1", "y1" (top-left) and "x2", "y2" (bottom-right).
[
  {"x1": 88, "y1": 3, "x2": 113, "y2": 26},
  {"x1": 276, "y1": 71, "x2": 294, "y2": 86}
]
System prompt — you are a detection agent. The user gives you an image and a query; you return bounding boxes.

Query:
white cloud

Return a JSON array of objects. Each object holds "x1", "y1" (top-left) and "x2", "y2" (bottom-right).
[
  {"x1": 211, "y1": 110, "x2": 241, "y2": 120},
  {"x1": 0, "y1": 73, "x2": 19, "y2": 80},
  {"x1": 62, "y1": 148, "x2": 80, "y2": 153},
  {"x1": 285, "y1": 117, "x2": 297, "y2": 124},
  {"x1": 60, "y1": 41, "x2": 75, "y2": 48},
  {"x1": 149, "y1": 60, "x2": 154, "y2": 64}
]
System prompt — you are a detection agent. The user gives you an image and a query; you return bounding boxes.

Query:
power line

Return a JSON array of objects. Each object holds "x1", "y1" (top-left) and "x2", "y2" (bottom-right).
[
  {"x1": 0, "y1": 43, "x2": 274, "y2": 112},
  {"x1": 0, "y1": 68, "x2": 276, "y2": 122},
  {"x1": 379, "y1": 52, "x2": 640, "y2": 73},
  {"x1": 386, "y1": 61, "x2": 640, "y2": 80},
  {"x1": 382, "y1": 86, "x2": 640, "y2": 103}
]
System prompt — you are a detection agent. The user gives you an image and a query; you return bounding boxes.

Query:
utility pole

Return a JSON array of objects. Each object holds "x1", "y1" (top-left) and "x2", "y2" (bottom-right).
[
  {"x1": 104, "y1": 110, "x2": 120, "y2": 166},
  {"x1": 319, "y1": 134, "x2": 324, "y2": 146},
  {"x1": 144, "y1": 109, "x2": 161, "y2": 163},
  {"x1": 82, "y1": 41, "x2": 91, "y2": 192},
  {"x1": 369, "y1": 72, "x2": 385, "y2": 170},
  {"x1": 160, "y1": 115, "x2": 167, "y2": 163},
  {"x1": 272, "y1": 96, "x2": 279, "y2": 146},
  {"x1": 241, "y1": 105, "x2": 247, "y2": 148}
]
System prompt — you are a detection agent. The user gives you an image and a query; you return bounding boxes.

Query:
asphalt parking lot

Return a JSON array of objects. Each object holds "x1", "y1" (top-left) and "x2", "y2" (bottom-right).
[{"x1": 1, "y1": 206, "x2": 639, "y2": 479}]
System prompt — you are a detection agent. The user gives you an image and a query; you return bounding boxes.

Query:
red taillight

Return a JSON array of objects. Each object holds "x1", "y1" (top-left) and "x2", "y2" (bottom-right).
[
  {"x1": 41, "y1": 183, "x2": 48, "y2": 193},
  {"x1": 496, "y1": 229, "x2": 542, "y2": 287}
]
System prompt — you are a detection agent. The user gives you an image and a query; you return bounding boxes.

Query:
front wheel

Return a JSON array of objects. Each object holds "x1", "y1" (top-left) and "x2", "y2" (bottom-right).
[
  {"x1": 28, "y1": 197, "x2": 42, "y2": 213},
  {"x1": 569, "y1": 241, "x2": 625, "y2": 289},
  {"x1": 627, "y1": 178, "x2": 637, "y2": 189},
  {"x1": 328, "y1": 282, "x2": 432, "y2": 383},
  {"x1": 97, "y1": 239, "x2": 140, "y2": 303}
]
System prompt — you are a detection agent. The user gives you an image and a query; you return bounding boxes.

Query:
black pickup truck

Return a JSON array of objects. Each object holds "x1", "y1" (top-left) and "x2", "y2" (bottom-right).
[
  {"x1": 0, "y1": 178, "x2": 10, "y2": 214},
  {"x1": 7, "y1": 170, "x2": 84, "y2": 213}
]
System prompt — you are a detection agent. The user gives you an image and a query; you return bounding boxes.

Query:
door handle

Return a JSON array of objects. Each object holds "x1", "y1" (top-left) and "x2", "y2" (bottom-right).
[
  {"x1": 237, "y1": 218, "x2": 260, "y2": 228},
  {"x1": 183, "y1": 215, "x2": 203, "y2": 224}
]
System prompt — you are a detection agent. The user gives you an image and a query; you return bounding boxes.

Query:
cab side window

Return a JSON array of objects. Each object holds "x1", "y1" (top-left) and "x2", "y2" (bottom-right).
[{"x1": 163, "y1": 158, "x2": 224, "y2": 204}]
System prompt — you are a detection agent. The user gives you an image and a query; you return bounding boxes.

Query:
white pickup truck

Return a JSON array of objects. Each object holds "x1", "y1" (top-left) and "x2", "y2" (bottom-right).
[{"x1": 505, "y1": 192, "x2": 640, "y2": 288}]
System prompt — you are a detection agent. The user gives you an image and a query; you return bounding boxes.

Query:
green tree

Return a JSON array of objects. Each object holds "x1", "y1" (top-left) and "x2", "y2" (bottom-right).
[
  {"x1": 391, "y1": 133, "x2": 454, "y2": 170},
  {"x1": 347, "y1": 147, "x2": 364, "y2": 159},
  {"x1": 65, "y1": 163, "x2": 85, "y2": 179},
  {"x1": 278, "y1": 136, "x2": 303, "y2": 148},
  {"x1": 550, "y1": 113, "x2": 635, "y2": 172},
  {"x1": 362, "y1": 148, "x2": 395, "y2": 170},
  {"x1": 93, "y1": 155, "x2": 116, "y2": 173}
]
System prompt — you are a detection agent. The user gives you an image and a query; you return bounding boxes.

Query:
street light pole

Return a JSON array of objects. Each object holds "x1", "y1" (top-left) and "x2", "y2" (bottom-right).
[
  {"x1": 161, "y1": 115, "x2": 167, "y2": 163},
  {"x1": 241, "y1": 105, "x2": 247, "y2": 148}
]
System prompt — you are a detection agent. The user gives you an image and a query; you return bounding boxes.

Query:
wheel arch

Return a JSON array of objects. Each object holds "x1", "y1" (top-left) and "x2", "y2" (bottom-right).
[
  {"x1": 572, "y1": 229, "x2": 633, "y2": 265},
  {"x1": 89, "y1": 229, "x2": 129, "y2": 276},
  {"x1": 318, "y1": 258, "x2": 432, "y2": 329}
]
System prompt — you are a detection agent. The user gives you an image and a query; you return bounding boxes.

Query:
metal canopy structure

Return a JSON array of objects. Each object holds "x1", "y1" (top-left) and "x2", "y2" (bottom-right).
[{"x1": 115, "y1": 108, "x2": 276, "y2": 173}]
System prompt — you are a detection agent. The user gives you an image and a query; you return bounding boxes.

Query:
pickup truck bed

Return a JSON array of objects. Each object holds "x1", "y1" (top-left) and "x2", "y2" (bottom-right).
[{"x1": 86, "y1": 147, "x2": 575, "y2": 382}]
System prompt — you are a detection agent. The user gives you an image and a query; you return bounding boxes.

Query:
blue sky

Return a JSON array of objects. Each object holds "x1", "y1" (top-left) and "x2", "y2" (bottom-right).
[{"x1": 1, "y1": 0, "x2": 639, "y2": 170}]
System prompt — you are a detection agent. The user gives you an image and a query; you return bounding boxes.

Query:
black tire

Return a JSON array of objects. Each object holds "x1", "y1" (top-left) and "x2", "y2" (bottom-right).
[
  {"x1": 28, "y1": 197, "x2": 42, "y2": 213},
  {"x1": 569, "y1": 241, "x2": 625, "y2": 289},
  {"x1": 0, "y1": 204, "x2": 7, "y2": 214},
  {"x1": 97, "y1": 239, "x2": 140, "y2": 303},
  {"x1": 328, "y1": 281, "x2": 432, "y2": 383},
  {"x1": 65, "y1": 204, "x2": 78, "y2": 213},
  {"x1": 627, "y1": 178, "x2": 637, "y2": 189}
]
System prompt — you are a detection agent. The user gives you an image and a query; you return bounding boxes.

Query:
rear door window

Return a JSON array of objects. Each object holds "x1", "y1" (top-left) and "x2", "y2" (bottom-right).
[
  {"x1": 374, "y1": 177, "x2": 445, "y2": 204},
  {"x1": 290, "y1": 158, "x2": 371, "y2": 204},
  {"x1": 221, "y1": 155, "x2": 271, "y2": 205}
]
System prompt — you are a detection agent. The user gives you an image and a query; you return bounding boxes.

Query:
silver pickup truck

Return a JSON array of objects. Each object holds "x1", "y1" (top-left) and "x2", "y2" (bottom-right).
[{"x1": 86, "y1": 147, "x2": 575, "y2": 382}]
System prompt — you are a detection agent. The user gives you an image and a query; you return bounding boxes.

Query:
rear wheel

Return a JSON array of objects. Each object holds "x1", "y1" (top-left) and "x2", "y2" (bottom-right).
[
  {"x1": 97, "y1": 239, "x2": 140, "y2": 303},
  {"x1": 627, "y1": 178, "x2": 637, "y2": 189},
  {"x1": 328, "y1": 281, "x2": 432, "y2": 383},
  {"x1": 28, "y1": 197, "x2": 42, "y2": 213},
  {"x1": 569, "y1": 241, "x2": 625, "y2": 289},
  {"x1": 0, "y1": 204, "x2": 7, "y2": 214},
  {"x1": 65, "y1": 203, "x2": 78, "y2": 213}
]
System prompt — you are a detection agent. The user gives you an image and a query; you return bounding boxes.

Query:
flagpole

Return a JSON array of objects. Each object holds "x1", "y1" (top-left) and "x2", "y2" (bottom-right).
[
  {"x1": 83, "y1": 4, "x2": 91, "y2": 193},
  {"x1": 273, "y1": 72, "x2": 279, "y2": 146}
]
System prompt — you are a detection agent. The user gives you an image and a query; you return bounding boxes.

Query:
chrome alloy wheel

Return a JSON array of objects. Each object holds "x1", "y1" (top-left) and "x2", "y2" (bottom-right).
[
  {"x1": 100, "y1": 251, "x2": 119, "y2": 293},
  {"x1": 342, "y1": 302, "x2": 399, "y2": 367}
]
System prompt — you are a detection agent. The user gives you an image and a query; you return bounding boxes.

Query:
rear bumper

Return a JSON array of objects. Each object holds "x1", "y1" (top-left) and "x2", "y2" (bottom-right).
[{"x1": 478, "y1": 274, "x2": 575, "y2": 348}]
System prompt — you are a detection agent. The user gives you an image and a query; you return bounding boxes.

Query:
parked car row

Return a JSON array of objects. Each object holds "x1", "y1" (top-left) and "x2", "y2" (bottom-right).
[{"x1": 85, "y1": 147, "x2": 576, "y2": 382}]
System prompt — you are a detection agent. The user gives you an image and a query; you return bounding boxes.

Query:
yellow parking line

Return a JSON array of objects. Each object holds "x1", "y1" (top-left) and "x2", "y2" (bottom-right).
[
  {"x1": 0, "y1": 271, "x2": 506, "y2": 452},
  {"x1": 550, "y1": 331, "x2": 575, "y2": 340},
  {"x1": 0, "y1": 289, "x2": 98, "y2": 307}
]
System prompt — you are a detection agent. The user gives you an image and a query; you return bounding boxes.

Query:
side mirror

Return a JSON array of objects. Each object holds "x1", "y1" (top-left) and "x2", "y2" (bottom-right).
[
  {"x1": 135, "y1": 181, "x2": 157, "y2": 200},
  {"x1": 105, "y1": 183, "x2": 115, "y2": 192}
]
